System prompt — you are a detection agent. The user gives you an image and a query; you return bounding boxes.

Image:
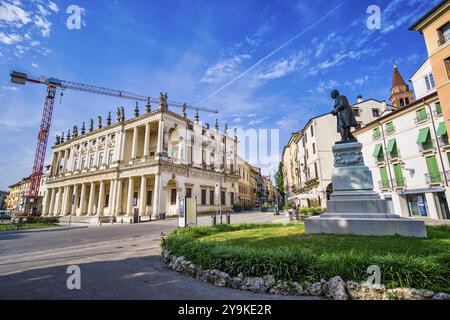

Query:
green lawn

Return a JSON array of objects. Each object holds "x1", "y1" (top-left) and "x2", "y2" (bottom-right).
[
  {"x1": 0, "y1": 223, "x2": 59, "y2": 231},
  {"x1": 162, "y1": 223, "x2": 450, "y2": 293}
]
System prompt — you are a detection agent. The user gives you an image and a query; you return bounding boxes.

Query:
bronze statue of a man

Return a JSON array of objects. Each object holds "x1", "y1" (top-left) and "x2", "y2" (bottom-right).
[{"x1": 330, "y1": 89, "x2": 357, "y2": 143}]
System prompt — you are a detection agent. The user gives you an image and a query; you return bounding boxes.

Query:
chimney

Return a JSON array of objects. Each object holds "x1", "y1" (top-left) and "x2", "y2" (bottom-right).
[
  {"x1": 357, "y1": 95, "x2": 363, "y2": 103},
  {"x1": 381, "y1": 100, "x2": 388, "y2": 112}
]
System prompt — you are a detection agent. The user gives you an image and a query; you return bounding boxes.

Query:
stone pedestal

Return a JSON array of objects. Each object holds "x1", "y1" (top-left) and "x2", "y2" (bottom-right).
[{"x1": 305, "y1": 141, "x2": 427, "y2": 238}]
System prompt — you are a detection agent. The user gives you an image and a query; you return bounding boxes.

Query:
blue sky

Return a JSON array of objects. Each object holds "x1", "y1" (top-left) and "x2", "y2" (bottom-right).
[{"x1": 0, "y1": 0, "x2": 440, "y2": 189}]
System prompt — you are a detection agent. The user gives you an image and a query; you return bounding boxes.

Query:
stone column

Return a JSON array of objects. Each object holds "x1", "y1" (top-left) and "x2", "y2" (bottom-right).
[
  {"x1": 131, "y1": 127, "x2": 138, "y2": 159},
  {"x1": 97, "y1": 180, "x2": 106, "y2": 217},
  {"x1": 62, "y1": 185, "x2": 72, "y2": 216},
  {"x1": 87, "y1": 182, "x2": 96, "y2": 216},
  {"x1": 79, "y1": 183, "x2": 86, "y2": 216},
  {"x1": 156, "y1": 119, "x2": 164, "y2": 156},
  {"x1": 108, "y1": 180, "x2": 115, "y2": 216},
  {"x1": 55, "y1": 187, "x2": 63, "y2": 216},
  {"x1": 72, "y1": 184, "x2": 79, "y2": 215},
  {"x1": 153, "y1": 173, "x2": 161, "y2": 218},
  {"x1": 56, "y1": 152, "x2": 62, "y2": 175},
  {"x1": 51, "y1": 153, "x2": 58, "y2": 176},
  {"x1": 49, "y1": 188, "x2": 56, "y2": 216},
  {"x1": 126, "y1": 177, "x2": 134, "y2": 216},
  {"x1": 139, "y1": 176, "x2": 147, "y2": 216},
  {"x1": 144, "y1": 122, "x2": 151, "y2": 158},
  {"x1": 43, "y1": 188, "x2": 52, "y2": 216},
  {"x1": 115, "y1": 179, "x2": 123, "y2": 216},
  {"x1": 120, "y1": 130, "x2": 127, "y2": 161},
  {"x1": 63, "y1": 149, "x2": 70, "y2": 172}
]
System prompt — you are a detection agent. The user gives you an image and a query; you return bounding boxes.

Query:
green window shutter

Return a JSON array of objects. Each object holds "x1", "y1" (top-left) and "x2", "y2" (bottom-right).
[
  {"x1": 436, "y1": 102, "x2": 442, "y2": 115},
  {"x1": 379, "y1": 166, "x2": 389, "y2": 189},
  {"x1": 447, "y1": 153, "x2": 450, "y2": 166},
  {"x1": 393, "y1": 164, "x2": 404, "y2": 187},
  {"x1": 416, "y1": 108, "x2": 427, "y2": 121},
  {"x1": 417, "y1": 128, "x2": 430, "y2": 144},
  {"x1": 386, "y1": 122, "x2": 394, "y2": 133},
  {"x1": 372, "y1": 143, "x2": 383, "y2": 157},
  {"x1": 436, "y1": 122, "x2": 447, "y2": 137},
  {"x1": 386, "y1": 139, "x2": 397, "y2": 153},
  {"x1": 426, "y1": 155, "x2": 441, "y2": 183},
  {"x1": 373, "y1": 127, "x2": 381, "y2": 138}
]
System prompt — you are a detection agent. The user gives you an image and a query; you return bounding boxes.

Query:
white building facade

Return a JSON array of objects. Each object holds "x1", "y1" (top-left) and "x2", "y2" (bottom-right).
[
  {"x1": 288, "y1": 98, "x2": 388, "y2": 208},
  {"x1": 42, "y1": 101, "x2": 240, "y2": 223},
  {"x1": 354, "y1": 91, "x2": 450, "y2": 220}
]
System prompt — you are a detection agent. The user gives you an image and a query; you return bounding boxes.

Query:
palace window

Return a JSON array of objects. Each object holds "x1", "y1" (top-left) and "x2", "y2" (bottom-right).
[
  {"x1": 98, "y1": 152, "x2": 104, "y2": 166},
  {"x1": 386, "y1": 139, "x2": 399, "y2": 159},
  {"x1": 372, "y1": 109, "x2": 380, "y2": 117},
  {"x1": 81, "y1": 157, "x2": 86, "y2": 169},
  {"x1": 210, "y1": 190, "x2": 214, "y2": 205},
  {"x1": 186, "y1": 188, "x2": 192, "y2": 198},
  {"x1": 373, "y1": 143, "x2": 385, "y2": 163},
  {"x1": 146, "y1": 191, "x2": 152, "y2": 206},
  {"x1": 417, "y1": 127, "x2": 434, "y2": 151},
  {"x1": 373, "y1": 127, "x2": 381, "y2": 139},
  {"x1": 170, "y1": 189, "x2": 177, "y2": 205},
  {"x1": 310, "y1": 125, "x2": 314, "y2": 137},
  {"x1": 108, "y1": 150, "x2": 114, "y2": 164},
  {"x1": 393, "y1": 164, "x2": 405, "y2": 188},
  {"x1": 312, "y1": 143, "x2": 316, "y2": 154},
  {"x1": 73, "y1": 159, "x2": 79, "y2": 171},
  {"x1": 201, "y1": 189, "x2": 206, "y2": 205},
  {"x1": 221, "y1": 191, "x2": 226, "y2": 206},
  {"x1": 89, "y1": 154, "x2": 95, "y2": 168},
  {"x1": 416, "y1": 108, "x2": 428, "y2": 123}
]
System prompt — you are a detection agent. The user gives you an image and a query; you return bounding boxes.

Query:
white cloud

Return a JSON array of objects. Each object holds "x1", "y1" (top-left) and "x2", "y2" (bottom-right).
[
  {"x1": 34, "y1": 14, "x2": 51, "y2": 37},
  {"x1": 257, "y1": 52, "x2": 309, "y2": 80},
  {"x1": 355, "y1": 75, "x2": 369, "y2": 86},
  {"x1": 248, "y1": 113, "x2": 256, "y2": 118},
  {"x1": 1, "y1": 86, "x2": 18, "y2": 91},
  {"x1": 233, "y1": 117, "x2": 242, "y2": 123},
  {"x1": 0, "y1": 31, "x2": 22, "y2": 44},
  {"x1": 0, "y1": 1, "x2": 31, "y2": 27},
  {"x1": 48, "y1": 1, "x2": 59, "y2": 13},
  {"x1": 201, "y1": 54, "x2": 251, "y2": 84},
  {"x1": 309, "y1": 80, "x2": 340, "y2": 94},
  {"x1": 31, "y1": 62, "x2": 39, "y2": 68}
]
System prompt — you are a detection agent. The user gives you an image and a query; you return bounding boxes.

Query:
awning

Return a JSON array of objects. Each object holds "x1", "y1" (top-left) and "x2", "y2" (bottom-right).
[
  {"x1": 436, "y1": 122, "x2": 447, "y2": 137},
  {"x1": 288, "y1": 193, "x2": 321, "y2": 201},
  {"x1": 372, "y1": 143, "x2": 383, "y2": 157},
  {"x1": 417, "y1": 128, "x2": 430, "y2": 144},
  {"x1": 386, "y1": 139, "x2": 397, "y2": 153}
]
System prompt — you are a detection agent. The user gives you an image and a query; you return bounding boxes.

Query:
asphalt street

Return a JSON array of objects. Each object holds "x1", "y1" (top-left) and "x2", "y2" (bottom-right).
[{"x1": 0, "y1": 212, "x2": 317, "y2": 300}]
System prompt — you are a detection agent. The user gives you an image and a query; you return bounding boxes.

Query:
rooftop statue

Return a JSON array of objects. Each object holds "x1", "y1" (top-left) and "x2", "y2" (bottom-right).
[{"x1": 330, "y1": 89, "x2": 357, "y2": 143}]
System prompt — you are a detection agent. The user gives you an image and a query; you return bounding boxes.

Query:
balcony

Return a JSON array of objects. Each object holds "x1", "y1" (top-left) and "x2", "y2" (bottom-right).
[
  {"x1": 388, "y1": 150, "x2": 401, "y2": 162},
  {"x1": 378, "y1": 180, "x2": 390, "y2": 190},
  {"x1": 425, "y1": 172, "x2": 443, "y2": 185},
  {"x1": 385, "y1": 126, "x2": 396, "y2": 136},
  {"x1": 372, "y1": 133, "x2": 381, "y2": 141},
  {"x1": 418, "y1": 140, "x2": 436, "y2": 153},
  {"x1": 438, "y1": 136, "x2": 450, "y2": 148},
  {"x1": 373, "y1": 155, "x2": 386, "y2": 164},
  {"x1": 392, "y1": 178, "x2": 406, "y2": 189}
]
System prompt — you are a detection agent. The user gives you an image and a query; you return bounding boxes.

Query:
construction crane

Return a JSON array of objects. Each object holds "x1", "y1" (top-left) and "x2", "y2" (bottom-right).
[{"x1": 10, "y1": 71, "x2": 218, "y2": 210}]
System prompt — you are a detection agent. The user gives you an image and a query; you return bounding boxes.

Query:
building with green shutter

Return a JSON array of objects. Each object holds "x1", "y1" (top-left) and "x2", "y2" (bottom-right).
[{"x1": 354, "y1": 87, "x2": 450, "y2": 221}]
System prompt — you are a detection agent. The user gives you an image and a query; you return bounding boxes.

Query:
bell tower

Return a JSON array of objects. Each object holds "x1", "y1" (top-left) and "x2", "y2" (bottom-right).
[{"x1": 389, "y1": 64, "x2": 414, "y2": 109}]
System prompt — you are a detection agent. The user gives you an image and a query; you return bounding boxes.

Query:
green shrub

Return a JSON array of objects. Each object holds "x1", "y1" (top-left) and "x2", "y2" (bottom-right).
[
  {"x1": 25, "y1": 216, "x2": 59, "y2": 224},
  {"x1": 233, "y1": 203, "x2": 242, "y2": 212},
  {"x1": 300, "y1": 207, "x2": 326, "y2": 216},
  {"x1": 162, "y1": 224, "x2": 450, "y2": 293},
  {"x1": 283, "y1": 203, "x2": 292, "y2": 210}
]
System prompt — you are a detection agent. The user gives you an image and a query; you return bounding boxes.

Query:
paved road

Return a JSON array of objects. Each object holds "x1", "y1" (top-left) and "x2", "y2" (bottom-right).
[{"x1": 0, "y1": 212, "x2": 316, "y2": 300}]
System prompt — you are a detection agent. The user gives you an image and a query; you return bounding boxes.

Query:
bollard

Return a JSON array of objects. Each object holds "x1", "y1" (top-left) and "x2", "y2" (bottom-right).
[
  {"x1": 226, "y1": 213, "x2": 231, "y2": 224},
  {"x1": 211, "y1": 215, "x2": 216, "y2": 226}
]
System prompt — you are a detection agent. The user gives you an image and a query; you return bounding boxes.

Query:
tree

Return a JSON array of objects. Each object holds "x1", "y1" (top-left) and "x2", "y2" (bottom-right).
[{"x1": 275, "y1": 162, "x2": 285, "y2": 196}]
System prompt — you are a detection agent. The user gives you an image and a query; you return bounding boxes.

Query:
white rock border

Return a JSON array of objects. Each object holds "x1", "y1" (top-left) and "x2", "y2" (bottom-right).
[{"x1": 161, "y1": 250, "x2": 450, "y2": 300}]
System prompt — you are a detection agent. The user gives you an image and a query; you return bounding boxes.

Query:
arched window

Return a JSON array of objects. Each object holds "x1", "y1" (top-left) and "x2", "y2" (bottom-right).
[
  {"x1": 405, "y1": 98, "x2": 410, "y2": 105},
  {"x1": 400, "y1": 99, "x2": 405, "y2": 107}
]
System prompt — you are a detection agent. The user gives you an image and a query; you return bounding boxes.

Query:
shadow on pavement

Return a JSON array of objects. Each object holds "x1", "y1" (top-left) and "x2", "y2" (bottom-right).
[{"x1": 0, "y1": 255, "x2": 318, "y2": 300}]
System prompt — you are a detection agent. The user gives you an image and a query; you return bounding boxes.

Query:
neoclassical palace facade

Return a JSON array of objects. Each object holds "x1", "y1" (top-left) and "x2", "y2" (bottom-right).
[{"x1": 41, "y1": 98, "x2": 240, "y2": 223}]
